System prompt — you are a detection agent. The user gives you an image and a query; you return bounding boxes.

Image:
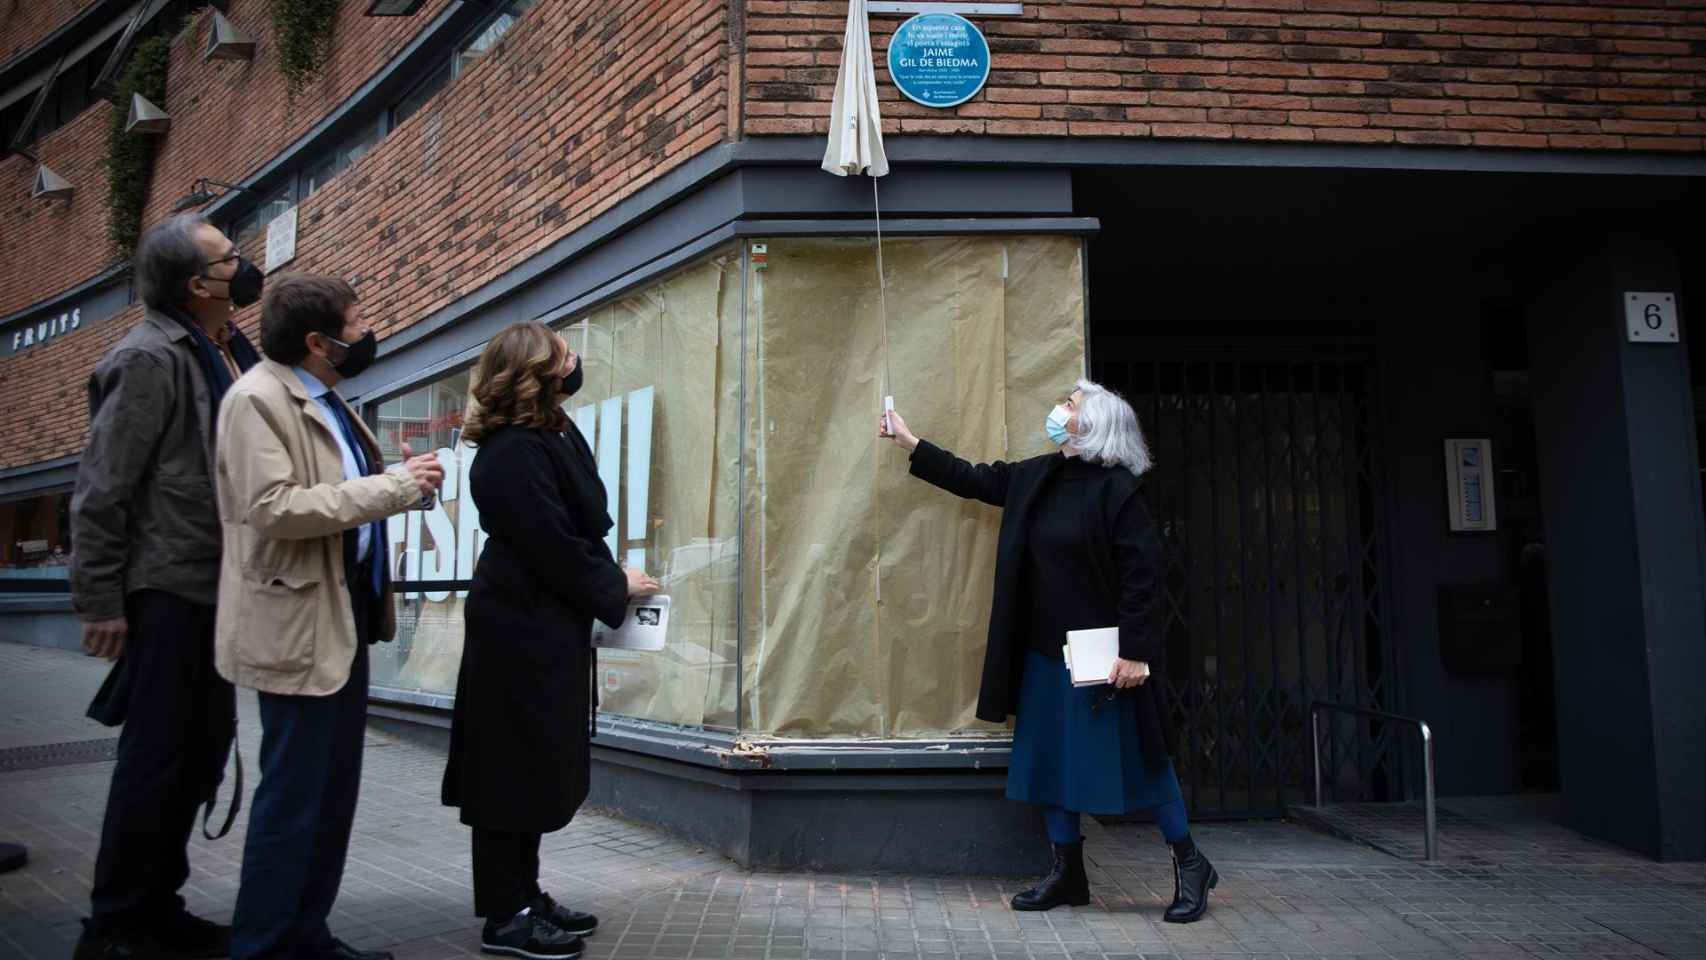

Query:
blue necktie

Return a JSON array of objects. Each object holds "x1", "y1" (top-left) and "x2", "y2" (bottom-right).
[{"x1": 323, "y1": 394, "x2": 384, "y2": 597}]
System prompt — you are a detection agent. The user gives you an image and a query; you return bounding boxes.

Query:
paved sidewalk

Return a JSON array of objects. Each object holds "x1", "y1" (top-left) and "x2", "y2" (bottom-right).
[{"x1": 1, "y1": 641, "x2": 1703, "y2": 960}]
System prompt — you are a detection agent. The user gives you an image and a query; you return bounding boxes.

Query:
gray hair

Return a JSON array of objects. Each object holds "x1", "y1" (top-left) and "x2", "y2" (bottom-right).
[
  {"x1": 1068, "y1": 378, "x2": 1153, "y2": 477},
  {"x1": 135, "y1": 212, "x2": 212, "y2": 310}
]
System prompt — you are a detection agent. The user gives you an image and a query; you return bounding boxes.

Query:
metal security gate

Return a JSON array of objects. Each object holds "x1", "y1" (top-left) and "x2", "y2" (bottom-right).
[{"x1": 1094, "y1": 348, "x2": 1402, "y2": 817}]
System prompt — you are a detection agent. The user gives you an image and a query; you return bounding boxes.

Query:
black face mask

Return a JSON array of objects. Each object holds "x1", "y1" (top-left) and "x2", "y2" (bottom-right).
[
  {"x1": 201, "y1": 256, "x2": 264, "y2": 307},
  {"x1": 559, "y1": 362, "x2": 584, "y2": 397},
  {"x1": 325, "y1": 330, "x2": 377, "y2": 378}
]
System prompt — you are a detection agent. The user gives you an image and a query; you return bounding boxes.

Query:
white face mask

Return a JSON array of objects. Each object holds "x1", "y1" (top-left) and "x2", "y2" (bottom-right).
[{"x1": 1045, "y1": 404, "x2": 1072, "y2": 445}]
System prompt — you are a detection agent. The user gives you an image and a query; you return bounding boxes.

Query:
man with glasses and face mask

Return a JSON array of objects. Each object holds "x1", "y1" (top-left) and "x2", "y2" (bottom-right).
[
  {"x1": 70, "y1": 213, "x2": 264, "y2": 960},
  {"x1": 214, "y1": 273, "x2": 443, "y2": 960}
]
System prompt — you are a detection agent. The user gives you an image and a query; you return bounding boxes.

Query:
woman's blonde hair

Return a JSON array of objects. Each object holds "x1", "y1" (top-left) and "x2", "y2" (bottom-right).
[{"x1": 461, "y1": 320, "x2": 570, "y2": 446}]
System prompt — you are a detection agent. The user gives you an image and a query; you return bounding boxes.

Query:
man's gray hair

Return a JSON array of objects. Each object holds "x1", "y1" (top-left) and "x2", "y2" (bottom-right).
[
  {"x1": 1068, "y1": 377, "x2": 1153, "y2": 477},
  {"x1": 135, "y1": 212, "x2": 212, "y2": 310}
]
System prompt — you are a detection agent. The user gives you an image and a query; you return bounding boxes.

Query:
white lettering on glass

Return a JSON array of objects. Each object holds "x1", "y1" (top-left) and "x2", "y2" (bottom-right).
[{"x1": 389, "y1": 386, "x2": 654, "y2": 599}]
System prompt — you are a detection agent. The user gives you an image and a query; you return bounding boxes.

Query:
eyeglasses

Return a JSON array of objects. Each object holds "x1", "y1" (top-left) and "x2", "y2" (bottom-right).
[
  {"x1": 1088, "y1": 688, "x2": 1120, "y2": 714},
  {"x1": 198, "y1": 254, "x2": 241, "y2": 280}
]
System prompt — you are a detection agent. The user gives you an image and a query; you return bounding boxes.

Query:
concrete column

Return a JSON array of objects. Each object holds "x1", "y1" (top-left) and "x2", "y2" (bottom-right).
[{"x1": 1524, "y1": 231, "x2": 1706, "y2": 861}]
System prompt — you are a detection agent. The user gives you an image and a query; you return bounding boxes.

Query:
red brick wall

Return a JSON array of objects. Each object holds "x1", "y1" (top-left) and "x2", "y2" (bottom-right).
[
  {"x1": 0, "y1": 2, "x2": 449, "y2": 317},
  {"x1": 0, "y1": 103, "x2": 118, "y2": 317},
  {"x1": 0, "y1": 304, "x2": 137, "y2": 470},
  {"x1": 280, "y1": 0, "x2": 729, "y2": 344},
  {"x1": 0, "y1": 0, "x2": 97, "y2": 67},
  {"x1": 135, "y1": 0, "x2": 455, "y2": 275},
  {"x1": 0, "y1": 0, "x2": 731, "y2": 468},
  {"x1": 743, "y1": 0, "x2": 1706, "y2": 151}
]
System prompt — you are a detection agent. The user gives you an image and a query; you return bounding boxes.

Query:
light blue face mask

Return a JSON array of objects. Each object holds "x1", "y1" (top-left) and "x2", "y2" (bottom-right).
[{"x1": 1045, "y1": 403, "x2": 1072, "y2": 445}]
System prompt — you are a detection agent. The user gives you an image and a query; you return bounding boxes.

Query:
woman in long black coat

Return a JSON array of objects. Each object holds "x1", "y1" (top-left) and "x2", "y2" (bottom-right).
[
  {"x1": 881, "y1": 379, "x2": 1217, "y2": 922},
  {"x1": 442, "y1": 321, "x2": 659, "y2": 959}
]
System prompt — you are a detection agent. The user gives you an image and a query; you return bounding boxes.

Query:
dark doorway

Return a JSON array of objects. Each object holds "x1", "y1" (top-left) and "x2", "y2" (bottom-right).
[
  {"x1": 1078, "y1": 166, "x2": 1413, "y2": 817},
  {"x1": 1095, "y1": 350, "x2": 1395, "y2": 816},
  {"x1": 1070, "y1": 165, "x2": 1690, "y2": 814}
]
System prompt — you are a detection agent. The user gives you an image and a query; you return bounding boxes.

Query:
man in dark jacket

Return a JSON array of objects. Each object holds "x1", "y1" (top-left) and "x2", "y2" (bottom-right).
[{"x1": 70, "y1": 212, "x2": 264, "y2": 960}]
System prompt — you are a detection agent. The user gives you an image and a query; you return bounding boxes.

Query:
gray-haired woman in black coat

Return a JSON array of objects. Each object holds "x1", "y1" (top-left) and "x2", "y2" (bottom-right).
[{"x1": 881, "y1": 379, "x2": 1216, "y2": 922}]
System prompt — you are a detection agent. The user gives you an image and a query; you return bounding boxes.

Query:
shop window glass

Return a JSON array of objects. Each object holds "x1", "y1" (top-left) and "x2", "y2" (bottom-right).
[
  {"x1": 366, "y1": 236, "x2": 1088, "y2": 742},
  {"x1": 736, "y1": 235, "x2": 1086, "y2": 737},
  {"x1": 0, "y1": 491, "x2": 73, "y2": 579},
  {"x1": 557, "y1": 251, "x2": 744, "y2": 729},
  {"x1": 372, "y1": 250, "x2": 744, "y2": 730},
  {"x1": 371, "y1": 368, "x2": 472, "y2": 699}
]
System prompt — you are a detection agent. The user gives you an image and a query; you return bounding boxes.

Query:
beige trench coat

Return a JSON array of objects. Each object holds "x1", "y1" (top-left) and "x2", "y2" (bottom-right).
[{"x1": 213, "y1": 359, "x2": 419, "y2": 696}]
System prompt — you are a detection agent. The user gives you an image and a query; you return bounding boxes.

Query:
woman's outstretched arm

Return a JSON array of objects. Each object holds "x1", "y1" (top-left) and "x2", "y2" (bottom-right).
[{"x1": 881, "y1": 409, "x2": 1013, "y2": 507}]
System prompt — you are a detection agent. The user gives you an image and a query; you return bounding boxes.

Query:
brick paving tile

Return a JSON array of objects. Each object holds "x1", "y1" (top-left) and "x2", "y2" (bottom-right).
[{"x1": 2, "y1": 641, "x2": 1704, "y2": 960}]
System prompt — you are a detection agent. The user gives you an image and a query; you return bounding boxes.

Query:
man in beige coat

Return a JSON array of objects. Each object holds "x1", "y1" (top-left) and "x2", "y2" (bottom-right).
[{"x1": 214, "y1": 273, "x2": 442, "y2": 960}]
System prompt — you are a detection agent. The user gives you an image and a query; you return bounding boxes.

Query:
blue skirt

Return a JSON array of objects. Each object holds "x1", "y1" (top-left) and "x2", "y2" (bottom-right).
[{"x1": 1006, "y1": 652, "x2": 1184, "y2": 815}]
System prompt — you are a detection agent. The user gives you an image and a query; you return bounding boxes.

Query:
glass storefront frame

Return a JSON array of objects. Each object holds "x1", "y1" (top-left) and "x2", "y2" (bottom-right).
[
  {"x1": 363, "y1": 231, "x2": 1092, "y2": 763},
  {"x1": 0, "y1": 487, "x2": 73, "y2": 586}
]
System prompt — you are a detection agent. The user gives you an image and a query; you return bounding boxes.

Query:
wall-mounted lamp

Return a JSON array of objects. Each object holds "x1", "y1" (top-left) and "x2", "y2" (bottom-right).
[
  {"x1": 170, "y1": 177, "x2": 254, "y2": 212},
  {"x1": 124, "y1": 93, "x2": 171, "y2": 134},
  {"x1": 204, "y1": 11, "x2": 256, "y2": 62},
  {"x1": 32, "y1": 165, "x2": 74, "y2": 202}
]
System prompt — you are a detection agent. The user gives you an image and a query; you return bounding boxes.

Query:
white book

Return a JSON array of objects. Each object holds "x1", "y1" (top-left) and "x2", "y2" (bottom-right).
[
  {"x1": 591, "y1": 594, "x2": 670, "y2": 651},
  {"x1": 1062, "y1": 626, "x2": 1119, "y2": 687}
]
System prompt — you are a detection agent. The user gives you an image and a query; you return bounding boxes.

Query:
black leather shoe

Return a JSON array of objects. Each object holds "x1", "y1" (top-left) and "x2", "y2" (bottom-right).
[
  {"x1": 73, "y1": 920, "x2": 171, "y2": 960},
  {"x1": 317, "y1": 938, "x2": 394, "y2": 960},
  {"x1": 152, "y1": 909, "x2": 231, "y2": 958},
  {"x1": 1163, "y1": 834, "x2": 1218, "y2": 923},
  {"x1": 481, "y1": 910, "x2": 584, "y2": 959},
  {"x1": 533, "y1": 893, "x2": 597, "y2": 937},
  {"x1": 1010, "y1": 841, "x2": 1090, "y2": 911}
]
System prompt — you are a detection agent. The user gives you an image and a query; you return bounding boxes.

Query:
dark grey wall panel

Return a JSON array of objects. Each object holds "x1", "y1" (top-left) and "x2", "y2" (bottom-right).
[
  {"x1": 1525, "y1": 231, "x2": 1706, "y2": 861},
  {"x1": 736, "y1": 166, "x2": 1072, "y2": 219},
  {"x1": 1378, "y1": 291, "x2": 1520, "y2": 797},
  {"x1": 735, "y1": 135, "x2": 1706, "y2": 178}
]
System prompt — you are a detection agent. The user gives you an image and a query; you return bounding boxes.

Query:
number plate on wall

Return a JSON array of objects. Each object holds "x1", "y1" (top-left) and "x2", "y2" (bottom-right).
[{"x1": 1625, "y1": 291, "x2": 1678, "y2": 344}]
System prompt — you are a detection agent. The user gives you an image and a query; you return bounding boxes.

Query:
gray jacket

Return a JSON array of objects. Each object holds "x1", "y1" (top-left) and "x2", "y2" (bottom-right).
[{"x1": 70, "y1": 309, "x2": 222, "y2": 621}]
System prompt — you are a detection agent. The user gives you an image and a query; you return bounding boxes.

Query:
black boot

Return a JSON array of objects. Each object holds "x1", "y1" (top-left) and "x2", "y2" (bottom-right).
[
  {"x1": 1011, "y1": 841, "x2": 1090, "y2": 911},
  {"x1": 1164, "y1": 834, "x2": 1217, "y2": 923}
]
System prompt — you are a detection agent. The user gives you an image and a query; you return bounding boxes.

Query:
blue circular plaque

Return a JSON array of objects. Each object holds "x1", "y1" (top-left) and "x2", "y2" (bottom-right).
[{"x1": 887, "y1": 12, "x2": 991, "y2": 109}]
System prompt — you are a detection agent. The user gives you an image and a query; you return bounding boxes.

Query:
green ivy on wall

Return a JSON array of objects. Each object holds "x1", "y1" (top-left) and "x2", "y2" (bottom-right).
[
  {"x1": 104, "y1": 33, "x2": 171, "y2": 260},
  {"x1": 271, "y1": 0, "x2": 340, "y2": 99}
]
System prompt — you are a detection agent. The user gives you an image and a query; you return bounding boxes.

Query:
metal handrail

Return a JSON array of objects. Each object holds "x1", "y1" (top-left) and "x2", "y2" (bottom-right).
[{"x1": 1310, "y1": 701, "x2": 1438, "y2": 861}]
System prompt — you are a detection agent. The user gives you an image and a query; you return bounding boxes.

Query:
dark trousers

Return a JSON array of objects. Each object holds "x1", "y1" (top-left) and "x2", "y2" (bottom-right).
[
  {"x1": 472, "y1": 829, "x2": 543, "y2": 920},
  {"x1": 90, "y1": 590, "x2": 235, "y2": 934},
  {"x1": 231, "y1": 568, "x2": 376, "y2": 960}
]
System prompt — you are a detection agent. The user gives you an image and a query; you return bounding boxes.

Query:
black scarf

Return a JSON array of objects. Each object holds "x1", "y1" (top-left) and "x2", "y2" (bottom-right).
[{"x1": 162, "y1": 304, "x2": 260, "y2": 426}]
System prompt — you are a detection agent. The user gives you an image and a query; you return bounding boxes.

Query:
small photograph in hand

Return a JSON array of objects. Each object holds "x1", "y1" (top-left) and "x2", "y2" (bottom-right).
[{"x1": 592, "y1": 594, "x2": 669, "y2": 651}]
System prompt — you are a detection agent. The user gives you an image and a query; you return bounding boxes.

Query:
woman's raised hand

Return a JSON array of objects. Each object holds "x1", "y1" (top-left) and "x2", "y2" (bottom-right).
[
  {"x1": 624, "y1": 566, "x2": 661, "y2": 597},
  {"x1": 879, "y1": 409, "x2": 920, "y2": 452}
]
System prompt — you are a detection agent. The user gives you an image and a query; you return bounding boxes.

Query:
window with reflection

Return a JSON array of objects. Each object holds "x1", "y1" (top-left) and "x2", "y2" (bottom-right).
[
  {"x1": 231, "y1": 187, "x2": 293, "y2": 246},
  {"x1": 367, "y1": 236, "x2": 1090, "y2": 743},
  {"x1": 0, "y1": 491, "x2": 72, "y2": 579}
]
